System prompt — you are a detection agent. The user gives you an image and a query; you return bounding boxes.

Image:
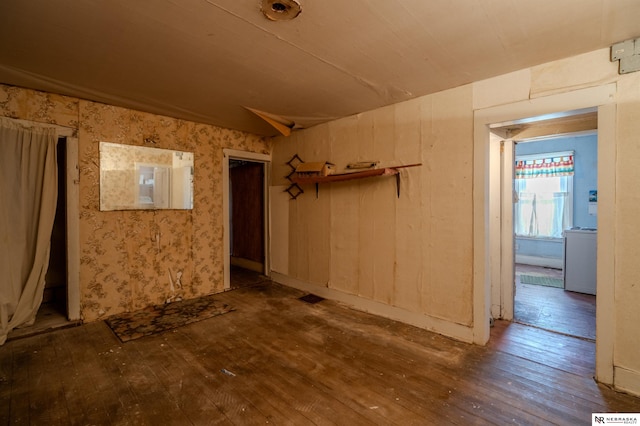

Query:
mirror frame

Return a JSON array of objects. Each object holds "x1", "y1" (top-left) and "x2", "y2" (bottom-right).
[{"x1": 99, "y1": 142, "x2": 194, "y2": 211}]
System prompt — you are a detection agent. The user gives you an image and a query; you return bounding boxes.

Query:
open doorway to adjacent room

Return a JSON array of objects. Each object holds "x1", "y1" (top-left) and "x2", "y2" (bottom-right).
[
  {"x1": 223, "y1": 150, "x2": 271, "y2": 290},
  {"x1": 7, "y1": 134, "x2": 81, "y2": 341},
  {"x1": 490, "y1": 109, "x2": 597, "y2": 341},
  {"x1": 475, "y1": 85, "x2": 617, "y2": 384}
]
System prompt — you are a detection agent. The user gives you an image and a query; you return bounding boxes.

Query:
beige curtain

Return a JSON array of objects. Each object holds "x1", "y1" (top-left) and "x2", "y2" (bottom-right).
[{"x1": 0, "y1": 117, "x2": 58, "y2": 344}]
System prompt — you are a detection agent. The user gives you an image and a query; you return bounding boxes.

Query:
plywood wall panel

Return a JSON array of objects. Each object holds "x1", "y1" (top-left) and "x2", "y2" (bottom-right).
[
  {"x1": 354, "y1": 113, "x2": 377, "y2": 299},
  {"x1": 391, "y1": 99, "x2": 423, "y2": 312},
  {"x1": 418, "y1": 97, "x2": 435, "y2": 312},
  {"x1": 328, "y1": 116, "x2": 362, "y2": 294},
  {"x1": 424, "y1": 86, "x2": 474, "y2": 325},
  {"x1": 371, "y1": 106, "x2": 397, "y2": 164},
  {"x1": 329, "y1": 182, "x2": 360, "y2": 294},
  {"x1": 354, "y1": 182, "x2": 376, "y2": 299},
  {"x1": 295, "y1": 197, "x2": 312, "y2": 282},
  {"x1": 308, "y1": 124, "x2": 333, "y2": 286},
  {"x1": 371, "y1": 180, "x2": 397, "y2": 306},
  {"x1": 270, "y1": 185, "x2": 289, "y2": 275},
  {"x1": 393, "y1": 97, "x2": 423, "y2": 164},
  {"x1": 272, "y1": 133, "x2": 302, "y2": 280},
  {"x1": 272, "y1": 126, "x2": 333, "y2": 286},
  {"x1": 355, "y1": 114, "x2": 400, "y2": 300},
  {"x1": 292, "y1": 168, "x2": 311, "y2": 283},
  {"x1": 368, "y1": 107, "x2": 399, "y2": 305},
  {"x1": 287, "y1": 197, "x2": 302, "y2": 278},
  {"x1": 305, "y1": 189, "x2": 331, "y2": 286},
  {"x1": 393, "y1": 186, "x2": 423, "y2": 312}
]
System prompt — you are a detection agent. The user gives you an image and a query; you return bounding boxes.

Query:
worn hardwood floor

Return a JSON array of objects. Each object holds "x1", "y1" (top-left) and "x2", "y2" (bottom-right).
[
  {"x1": 1, "y1": 279, "x2": 638, "y2": 425},
  {"x1": 515, "y1": 264, "x2": 596, "y2": 340}
]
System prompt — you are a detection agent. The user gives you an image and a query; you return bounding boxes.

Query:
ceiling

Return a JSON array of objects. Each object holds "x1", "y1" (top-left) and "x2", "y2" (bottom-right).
[{"x1": 0, "y1": 1, "x2": 638, "y2": 137}]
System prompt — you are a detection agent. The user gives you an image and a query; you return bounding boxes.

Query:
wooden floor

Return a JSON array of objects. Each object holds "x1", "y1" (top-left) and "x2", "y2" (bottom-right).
[
  {"x1": 229, "y1": 265, "x2": 270, "y2": 289},
  {"x1": 5, "y1": 266, "x2": 268, "y2": 342},
  {"x1": 2, "y1": 280, "x2": 639, "y2": 425},
  {"x1": 515, "y1": 264, "x2": 596, "y2": 340}
]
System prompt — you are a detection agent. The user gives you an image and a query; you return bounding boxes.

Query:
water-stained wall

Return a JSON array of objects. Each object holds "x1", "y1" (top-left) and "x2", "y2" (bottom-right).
[
  {"x1": 272, "y1": 85, "x2": 475, "y2": 328},
  {"x1": 0, "y1": 83, "x2": 270, "y2": 322}
]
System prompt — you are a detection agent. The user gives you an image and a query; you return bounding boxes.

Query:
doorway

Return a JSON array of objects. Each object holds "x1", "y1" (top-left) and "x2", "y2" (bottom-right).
[
  {"x1": 7, "y1": 133, "x2": 81, "y2": 340},
  {"x1": 473, "y1": 84, "x2": 617, "y2": 384},
  {"x1": 222, "y1": 149, "x2": 271, "y2": 290},
  {"x1": 507, "y1": 129, "x2": 598, "y2": 340},
  {"x1": 43, "y1": 137, "x2": 69, "y2": 317},
  {"x1": 229, "y1": 159, "x2": 266, "y2": 287}
]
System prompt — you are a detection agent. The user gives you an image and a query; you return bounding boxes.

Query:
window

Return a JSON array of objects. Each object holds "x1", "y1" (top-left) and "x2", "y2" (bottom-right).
[{"x1": 514, "y1": 152, "x2": 574, "y2": 239}]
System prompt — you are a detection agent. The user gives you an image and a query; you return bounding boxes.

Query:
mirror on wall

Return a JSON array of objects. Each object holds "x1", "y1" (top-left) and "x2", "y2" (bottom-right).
[{"x1": 99, "y1": 142, "x2": 194, "y2": 211}]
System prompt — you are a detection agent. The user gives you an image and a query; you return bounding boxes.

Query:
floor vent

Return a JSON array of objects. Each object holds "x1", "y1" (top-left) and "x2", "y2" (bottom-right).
[{"x1": 299, "y1": 294, "x2": 325, "y2": 304}]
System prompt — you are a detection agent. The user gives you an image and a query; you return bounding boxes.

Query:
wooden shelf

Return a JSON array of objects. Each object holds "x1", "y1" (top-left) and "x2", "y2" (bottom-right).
[{"x1": 290, "y1": 163, "x2": 421, "y2": 198}]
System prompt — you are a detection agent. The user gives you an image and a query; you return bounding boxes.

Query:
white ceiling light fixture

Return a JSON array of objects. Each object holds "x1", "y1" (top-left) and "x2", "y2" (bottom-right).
[{"x1": 261, "y1": 0, "x2": 301, "y2": 21}]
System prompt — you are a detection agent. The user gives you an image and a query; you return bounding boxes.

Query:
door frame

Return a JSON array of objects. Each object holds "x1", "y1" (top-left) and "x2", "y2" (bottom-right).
[
  {"x1": 488, "y1": 134, "x2": 515, "y2": 322},
  {"x1": 222, "y1": 149, "x2": 271, "y2": 290},
  {"x1": 65, "y1": 136, "x2": 80, "y2": 321},
  {"x1": 473, "y1": 84, "x2": 616, "y2": 385}
]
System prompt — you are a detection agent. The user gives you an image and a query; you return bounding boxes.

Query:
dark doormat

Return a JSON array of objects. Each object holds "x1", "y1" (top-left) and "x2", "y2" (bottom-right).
[
  {"x1": 299, "y1": 294, "x2": 325, "y2": 304},
  {"x1": 105, "y1": 295, "x2": 235, "y2": 342}
]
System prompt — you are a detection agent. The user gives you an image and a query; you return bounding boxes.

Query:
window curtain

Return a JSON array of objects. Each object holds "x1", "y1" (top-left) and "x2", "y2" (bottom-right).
[
  {"x1": 0, "y1": 117, "x2": 58, "y2": 345},
  {"x1": 514, "y1": 176, "x2": 573, "y2": 238},
  {"x1": 515, "y1": 154, "x2": 574, "y2": 179},
  {"x1": 514, "y1": 153, "x2": 574, "y2": 239}
]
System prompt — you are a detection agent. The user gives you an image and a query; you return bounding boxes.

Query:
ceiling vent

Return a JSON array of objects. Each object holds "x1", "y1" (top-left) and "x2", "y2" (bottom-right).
[{"x1": 261, "y1": 0, "x2": 301, "y2": 21}]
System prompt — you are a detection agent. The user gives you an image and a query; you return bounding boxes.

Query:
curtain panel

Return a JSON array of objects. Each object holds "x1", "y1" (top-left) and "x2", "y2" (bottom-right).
[
  {"x1": 514, "y1": 176, "x2": 573, "y2": 239},
  {"x1": 0, "y1": 117, "x2": 58, "y2": 344},
  {"x1": 515, "y1": 154, "x2": 574, "y2": 179}
]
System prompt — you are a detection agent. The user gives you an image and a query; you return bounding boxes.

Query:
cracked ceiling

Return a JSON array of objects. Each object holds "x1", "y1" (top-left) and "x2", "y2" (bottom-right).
[{"x1": 0, "y1": 0, "x2": 638, "y2": 136}]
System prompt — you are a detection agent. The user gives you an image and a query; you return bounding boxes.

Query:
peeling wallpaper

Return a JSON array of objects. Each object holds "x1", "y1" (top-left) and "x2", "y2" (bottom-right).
[{"x1": 0, "y1": 83, "x2": 271, "y2": 322}]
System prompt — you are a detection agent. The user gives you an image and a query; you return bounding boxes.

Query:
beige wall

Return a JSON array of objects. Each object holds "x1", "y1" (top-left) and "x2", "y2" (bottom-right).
[
  {"x1": 0, "y1": 84, "x2": 271, "y2": 322},
  {"x1": 271, "y1": 48, "x2": 640, "y2": 395},
  {"x1": 273, "y1": 87, "x2": 474, "y2": 328}
]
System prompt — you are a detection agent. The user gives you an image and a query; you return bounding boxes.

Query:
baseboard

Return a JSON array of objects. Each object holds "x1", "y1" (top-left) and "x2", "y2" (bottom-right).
[
  {"x1": 270, "y1": 272, "x2": 474, "y2": 344},
  {"x1": 615, "y1": 366, "x2": 640, "y2": 397},
  {"x1": 230, "y1": 257, "x2": 264, "y2": 273},
  {"x1": 515, "y1": 254, "x2": 563, "y2": 269}
]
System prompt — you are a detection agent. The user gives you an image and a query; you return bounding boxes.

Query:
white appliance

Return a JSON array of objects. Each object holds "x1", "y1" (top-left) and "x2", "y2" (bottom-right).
[{"x1": 563, "y1": 228, "x2": 597, "y2": 295}]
